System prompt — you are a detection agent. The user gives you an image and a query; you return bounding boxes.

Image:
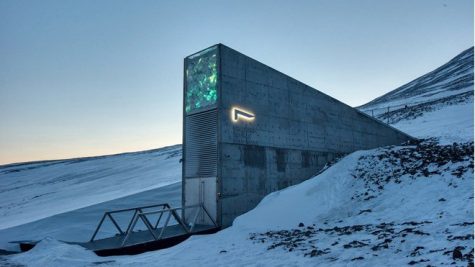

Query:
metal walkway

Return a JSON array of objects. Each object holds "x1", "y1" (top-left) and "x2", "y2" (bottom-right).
[{"x1": 13, "y1": 203, "x2": 220, "y2": 256}]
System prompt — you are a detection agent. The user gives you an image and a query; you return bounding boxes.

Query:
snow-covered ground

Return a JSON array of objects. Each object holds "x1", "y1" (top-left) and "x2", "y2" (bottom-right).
[
  {"x1": 0, "y1": 145, "x2": 182, "y2": 230},
  {"x1": 0, "y1": 182, "x2": 182, "y2": 252},
  {"x1": 6, "y1": 140, "x2": 473, "y2": 267},
  {"x1": 1, "y1": 47, "x2": 473, "y2": 266},
  {"x1": 393, "y1": 99, "x2": 473, "y2": 144}
]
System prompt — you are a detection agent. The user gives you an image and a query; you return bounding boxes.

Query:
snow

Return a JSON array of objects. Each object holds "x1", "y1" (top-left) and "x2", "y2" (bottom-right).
[
  {"x1": 359, "y1": 47, "x2": 473, "y2": 113},
  {"x1": 360, "y1": 86, "x2": 473, "y2": 116},
  {"x1": 0, "y1": 145, "x2": 182, "y2": 230},
  {"x1": 357, "y1": 46, "x2": 474, "y2": 144},
  {"x1": 116, "y1": 143, "x2": 473, "y2": 266},
  {"x1": 392, "y1": 99, "x2": 474, "y2": 144},
  {"x1": 233, "y1": 152, "x2": 363, "y2": 232},
  {"x1": 0, "y1": 182, "x2": 182, "y2": 251},
  {"x1": 8, "y1": 238, "x2": 102, "y2": 267},
  {"x1": 7, "y1": 142, "x2": 473, "y2": 266}
]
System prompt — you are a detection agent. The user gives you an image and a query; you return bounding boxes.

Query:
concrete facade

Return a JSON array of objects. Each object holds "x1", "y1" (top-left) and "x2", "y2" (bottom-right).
[{"x1": 183, "y1": 44, "x2": 414, "y2": 228}]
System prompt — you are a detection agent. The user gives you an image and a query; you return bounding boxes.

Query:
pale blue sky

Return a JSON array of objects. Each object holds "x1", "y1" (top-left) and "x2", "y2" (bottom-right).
[{"x1": 0, "y1": 0, "x2": 473, "y2": 164}]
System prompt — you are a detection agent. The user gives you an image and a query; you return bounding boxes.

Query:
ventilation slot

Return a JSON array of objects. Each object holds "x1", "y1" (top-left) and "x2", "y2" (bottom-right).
[{"x1": 184, "y1": 109, "x2": 218, "y2": 178}]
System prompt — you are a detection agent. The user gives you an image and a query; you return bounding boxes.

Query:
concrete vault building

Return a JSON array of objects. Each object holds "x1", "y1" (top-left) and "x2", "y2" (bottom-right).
[{"x1": 182, "y1": 44, "x2": 413, "y2": 228}]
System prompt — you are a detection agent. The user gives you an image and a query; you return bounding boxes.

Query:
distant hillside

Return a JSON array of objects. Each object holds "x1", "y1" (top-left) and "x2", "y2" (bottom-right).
[
  {"x1": 358, "y1": 47, "x2": 474, "y2": 144},
  {"x1": 360, "y1": 47, "x2": 473, "y2": 111},
  {"x1": 0, "y1": 145, "x2": 182, "y2": 230}
]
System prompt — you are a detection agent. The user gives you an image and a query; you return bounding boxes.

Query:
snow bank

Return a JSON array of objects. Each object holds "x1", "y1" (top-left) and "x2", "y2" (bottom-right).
[
  {"x1": 233, "y1": 151, "x2": 366, "y2": 232},
  {"x1": 10, "y1": 238, "x2": 103, "y2": 267}
]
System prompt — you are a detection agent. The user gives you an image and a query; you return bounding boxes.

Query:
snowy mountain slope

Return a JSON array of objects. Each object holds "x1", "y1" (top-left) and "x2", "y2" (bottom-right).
[
  {"x1": 0, "y1": 182, "x2": 182, "y2": 252},
  {"x1": 6, "y1": 140, "x2": 473, "y2": 267},
  {"x1": 359, "y1": 47, "x2": 473, "y2": 111},
  {"x1": 0, "y1": 145, "x2": 182, "y2": 230},
  {"x1": 358, "y1": 47, "x2": 474, "y2": 144}
]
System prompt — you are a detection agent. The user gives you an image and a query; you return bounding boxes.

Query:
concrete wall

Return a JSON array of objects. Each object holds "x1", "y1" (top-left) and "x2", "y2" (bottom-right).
[{"x1": 217, "y1": 44, "x2": 413, "y2": 226}]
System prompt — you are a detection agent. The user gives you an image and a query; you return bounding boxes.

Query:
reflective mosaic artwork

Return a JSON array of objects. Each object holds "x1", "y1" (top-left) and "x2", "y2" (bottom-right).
[{"x1": 185, "y1": 46, "x2": 218, "y2": 113}]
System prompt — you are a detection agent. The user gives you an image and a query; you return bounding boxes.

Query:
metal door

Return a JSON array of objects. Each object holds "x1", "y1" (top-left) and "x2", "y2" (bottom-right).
[{"x1": 183, "y1": 177, "x2": 217, "y2": 225}]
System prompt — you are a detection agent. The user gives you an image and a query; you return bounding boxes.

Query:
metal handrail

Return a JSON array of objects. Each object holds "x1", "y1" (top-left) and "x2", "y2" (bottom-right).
[{"x1": 106, "y1": 203, "x2": 170, "y2": 214}]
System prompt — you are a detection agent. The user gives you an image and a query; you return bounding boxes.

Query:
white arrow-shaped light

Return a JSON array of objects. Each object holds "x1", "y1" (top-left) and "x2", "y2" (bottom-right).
[{"x1": 231, "y1": 107, "x2": 255, "y2": 122}]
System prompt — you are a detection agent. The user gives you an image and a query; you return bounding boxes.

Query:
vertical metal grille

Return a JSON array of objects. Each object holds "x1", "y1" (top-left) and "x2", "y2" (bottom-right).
[{"x1": 184, "y1": 109, "x2": 218, "y2": 178}]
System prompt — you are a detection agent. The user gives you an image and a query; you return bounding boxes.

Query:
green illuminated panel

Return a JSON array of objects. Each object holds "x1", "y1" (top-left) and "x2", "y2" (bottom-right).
[{"x1": 185, "y1": 46, "x2": 218, "y2": 113}]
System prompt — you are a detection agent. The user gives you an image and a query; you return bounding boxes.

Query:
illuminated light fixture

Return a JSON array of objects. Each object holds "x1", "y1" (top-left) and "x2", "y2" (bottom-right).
[{"x1": 231, "y1": 107, "x2": 255, "y2": 122}]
